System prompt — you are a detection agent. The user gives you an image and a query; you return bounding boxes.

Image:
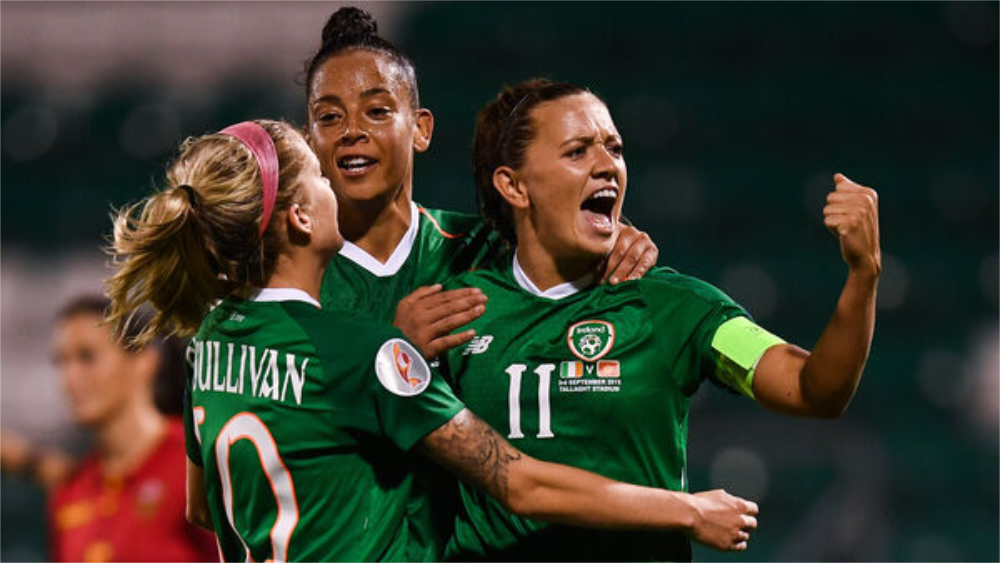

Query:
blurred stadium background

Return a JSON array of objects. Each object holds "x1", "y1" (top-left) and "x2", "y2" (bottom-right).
[{"x1": 1, "y1": 2, "x2": 997, "y2": 560}]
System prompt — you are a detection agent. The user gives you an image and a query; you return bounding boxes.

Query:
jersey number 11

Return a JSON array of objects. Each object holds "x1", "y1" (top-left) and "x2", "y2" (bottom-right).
[{"x1": 505, "y1": 363, "x2": 556, "y2": 439}]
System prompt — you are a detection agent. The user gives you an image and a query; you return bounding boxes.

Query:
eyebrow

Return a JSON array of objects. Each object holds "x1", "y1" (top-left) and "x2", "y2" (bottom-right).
[
  {"x1": 311, "y1": 88, "x2": 393, "y2": 108},
  {"x1": 560, "y1": 135, "x2": 597, "y2": 148},
  {"x1": 559, "y1": 134, "x2": 622, "y2": 148},
  {"x1": 360, "y1": 87, "x2": 391, "y2": 98}
]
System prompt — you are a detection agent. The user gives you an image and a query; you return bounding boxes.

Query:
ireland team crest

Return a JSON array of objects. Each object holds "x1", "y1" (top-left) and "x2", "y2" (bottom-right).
[{"x1": 567, "y1": 320, "x2": 615, "y2": 361}]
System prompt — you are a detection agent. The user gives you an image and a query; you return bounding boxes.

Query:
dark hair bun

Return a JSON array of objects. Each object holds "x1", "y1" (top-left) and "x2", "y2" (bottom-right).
[{"x1": 321, "y1": 6, "x2": 378, "y2": 47}]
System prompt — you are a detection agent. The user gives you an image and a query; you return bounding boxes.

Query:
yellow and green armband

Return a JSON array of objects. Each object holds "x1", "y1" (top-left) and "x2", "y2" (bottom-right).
[{"x1": 710, "y1": 316, "x2": 786, "y2": 398}]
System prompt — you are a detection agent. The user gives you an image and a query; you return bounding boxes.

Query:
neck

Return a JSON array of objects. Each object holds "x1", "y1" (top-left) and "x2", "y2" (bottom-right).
[
  {"x1": 95, "y1": 399, "x2": 165, "y2": 476},
  {"x1": 337, "y1": 187, "x2": 413, "y2": 263},
  {"x1": 268, "y1": 249, "x2": 327, "y2": 302},
  {"x1": 514, "y1": 230, "x2": 600, "y2": 292}
]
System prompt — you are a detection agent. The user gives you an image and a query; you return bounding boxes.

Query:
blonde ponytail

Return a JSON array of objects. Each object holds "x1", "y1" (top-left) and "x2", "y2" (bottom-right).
[{"x1": 105, "y1": 120, "x2": 308, "y2": 347}]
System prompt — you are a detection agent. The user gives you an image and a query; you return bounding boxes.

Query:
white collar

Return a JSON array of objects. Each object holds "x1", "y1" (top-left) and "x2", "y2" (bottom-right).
[
  {"x1": 337, "y1": 202, "x2": 419, "y2": 278},
  {"x1": 511, "y1": 251, "x2": 595, "y2": 300},
  {"x1": 253, "y1": 288, "x2": 321, "y2": 308}
]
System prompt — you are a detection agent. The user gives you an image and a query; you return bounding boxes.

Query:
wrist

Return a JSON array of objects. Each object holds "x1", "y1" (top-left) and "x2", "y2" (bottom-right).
[
  {"x1": 674, "y1": 492, "x2": 700, "y2": 534},
  {"x1": 847, "y1": 264, "x2": 880, "y2": 286}
]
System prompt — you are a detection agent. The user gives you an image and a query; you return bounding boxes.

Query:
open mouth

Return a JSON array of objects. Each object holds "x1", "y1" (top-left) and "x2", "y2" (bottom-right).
[
  {"x1": 337, "y1": 155, "x2": 378, "y2": 175},
  {"x1": 580, "y1": 188, "x2": 618, "y2": 232}
]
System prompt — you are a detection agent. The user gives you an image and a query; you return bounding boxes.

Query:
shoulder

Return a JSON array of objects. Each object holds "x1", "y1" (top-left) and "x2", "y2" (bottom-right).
[
  {"x1": 634, "y1": 266, "x2": 738, "y2": 309},
  {"x1": 161, "y1": 417, "x2": 187, "y2": 451},
  {"x1": 416, "y1": 205, "x2": 503, "y2": 251},
  {"x1": 294, "y1": 306, "x2": 405, "y2": 361},
  {"x1": 445, "y1": 258, "x2": 512, "y2": 291},
  {"x1": 50, "y1": 454, "x2": 100, "y2": 503},
  {"x1": 416, "y1": 206, "x2": 486, "y2": 237}
]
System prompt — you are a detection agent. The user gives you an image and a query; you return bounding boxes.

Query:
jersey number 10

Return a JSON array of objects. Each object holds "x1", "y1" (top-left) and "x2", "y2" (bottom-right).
[
  {"x1": 505, "y1": 363, "x2": 556, "y2": 439},
  {"x1": 194, "y1": 407, "x2": 299, "y2": 562}
]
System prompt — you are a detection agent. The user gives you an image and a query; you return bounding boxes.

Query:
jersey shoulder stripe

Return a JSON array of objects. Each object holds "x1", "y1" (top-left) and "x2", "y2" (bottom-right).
[{"x1": 417, "y1": 206, "x2": 465, "y2": 239}]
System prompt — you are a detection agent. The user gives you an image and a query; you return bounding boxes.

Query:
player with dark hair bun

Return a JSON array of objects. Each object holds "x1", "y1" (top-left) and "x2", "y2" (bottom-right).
[
  {"x1": 440, "y1": 78, "x2": 881, "y2": 560},
  {"x1": 306, "y1": 6, "x2": 421, "y2": 109}
]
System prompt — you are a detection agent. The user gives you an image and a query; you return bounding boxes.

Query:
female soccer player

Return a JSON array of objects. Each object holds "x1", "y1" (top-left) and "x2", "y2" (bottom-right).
[
  {"x1": 305, "y1": 7, "x2": 658, "y2": 358},
  {"x1": 105, "y1": 119, "x2": 758, "y2": 562},
  {"x1": 36, "y1": 296, "x2": 215, "y2": 561},
  {"x1": 440, "y1": 79, "x2": 881, "y2": 561}
]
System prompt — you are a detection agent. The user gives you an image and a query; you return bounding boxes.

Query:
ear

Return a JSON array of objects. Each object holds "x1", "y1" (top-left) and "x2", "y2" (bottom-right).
[
  {"x1": 493, "y1": 166, "x2": 530, "y2": 210},
  {"x1": 286, "y1": 202, "x2": 314, "y2": 238},
  {"x1": 413, "y1": 108, "x2": 434, "y2": 153}
]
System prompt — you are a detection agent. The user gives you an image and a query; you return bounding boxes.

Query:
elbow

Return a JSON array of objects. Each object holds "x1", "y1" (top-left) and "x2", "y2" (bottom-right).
[
  {"x1": 503, "y1": 479, "x2": 539, "y2": 518},
  {"x1": 808, "y1": 394, "x2": 854, "y2": 419},
  {"x1": 185, "y1": 504, "x2": 213, "y2": 531},
  {"x1": 500, "y1": 464, "x2": 547, "y2": 519}
]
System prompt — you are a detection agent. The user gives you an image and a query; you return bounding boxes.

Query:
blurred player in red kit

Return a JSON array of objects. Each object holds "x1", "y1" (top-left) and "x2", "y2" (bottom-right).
[{"x1": 3, "y1": 295, "x2": 216, "y2": 562}]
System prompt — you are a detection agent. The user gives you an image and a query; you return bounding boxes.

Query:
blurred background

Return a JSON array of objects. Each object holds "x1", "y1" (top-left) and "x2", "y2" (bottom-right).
[{"x1": 1, "y1": 1, "x2": 996, "y2": 560}]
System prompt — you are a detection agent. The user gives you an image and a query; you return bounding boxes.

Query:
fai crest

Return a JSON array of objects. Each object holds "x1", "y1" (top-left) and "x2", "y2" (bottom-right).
[{"x1": 567, "y1": 320, "x2": 615, "y2": 361}]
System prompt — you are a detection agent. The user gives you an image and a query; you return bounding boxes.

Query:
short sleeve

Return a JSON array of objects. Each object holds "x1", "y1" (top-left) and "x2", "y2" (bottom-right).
[
  {"x1": 368, "y1": 337, "x2": 466, "y2": 451},
  {"x1": 640, "y1": 269, "x2": 764, "y2": 396},
  {"x1": 687, "y1": 301, "x2": 756, "y2": 395}
]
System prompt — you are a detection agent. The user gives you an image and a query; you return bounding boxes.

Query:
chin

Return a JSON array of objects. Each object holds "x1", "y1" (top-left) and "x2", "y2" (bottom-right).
[
  {"x1": 581, "y1": 232, "x2": 618, "y2": 259},
  {"x1": 71, "y1": 406, "x2": 103, "y2": 428}
]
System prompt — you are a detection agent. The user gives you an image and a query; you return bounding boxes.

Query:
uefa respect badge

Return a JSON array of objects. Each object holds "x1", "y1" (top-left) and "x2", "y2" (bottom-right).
[
  {"x1": 566, "y1": 320, "x2": 615, "y2": 362},
  {"x1": 375, "y1": 338, "x2": 431, "y2": 396}
]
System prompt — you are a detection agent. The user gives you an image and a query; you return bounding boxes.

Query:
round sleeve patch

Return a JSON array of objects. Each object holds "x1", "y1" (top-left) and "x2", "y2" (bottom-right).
[{"x1": 374, "y1": 338, "x2": 432, "y2": 396}]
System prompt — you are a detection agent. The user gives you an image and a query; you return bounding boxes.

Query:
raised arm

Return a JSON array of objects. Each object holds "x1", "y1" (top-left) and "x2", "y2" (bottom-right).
[
  {"x1": 752, "y1": 173, "x2": 880, "y2": 418},
  {"x1": 419, "y1": 409, "x2": 758, "y2": 551}
]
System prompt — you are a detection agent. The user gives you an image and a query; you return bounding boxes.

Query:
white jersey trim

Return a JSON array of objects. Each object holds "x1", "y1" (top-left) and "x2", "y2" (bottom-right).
[
  {"x1": 512, "y1": 252, "x2": 595, "y2": 301},
  {"x1": 337, "y1": 202, "x2": 419, "y2": 278},
  {"x1": 253, "y1": 288, "x2": 321, "y2": 309}
]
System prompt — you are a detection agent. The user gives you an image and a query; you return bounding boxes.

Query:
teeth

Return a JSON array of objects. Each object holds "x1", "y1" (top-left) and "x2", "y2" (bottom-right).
[
  {"x1": 340, "y1": 157, "x2": 373, "y2": 169},
  {"x1": 590, "y1": 189, "x2": 617, "y2": 200}
]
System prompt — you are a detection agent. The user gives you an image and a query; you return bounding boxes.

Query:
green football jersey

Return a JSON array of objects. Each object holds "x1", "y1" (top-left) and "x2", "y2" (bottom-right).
[
  {"x1": 317, "y1": 203, "x2": 503, "y2": 557},
  {"x1": 184, "y1": 289, "x2": 465, "y2": 562},
  {"x1": 441, "y1": 257, "x2": 780, "y2": 562},
  {"x1": 320, "y1": 204, "x2": 503, "y2": 323}
]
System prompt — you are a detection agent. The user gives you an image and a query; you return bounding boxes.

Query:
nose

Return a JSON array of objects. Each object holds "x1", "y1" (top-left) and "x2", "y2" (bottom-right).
[
  {"x1": 60, "y1": 361, "x2": 82, "y2": 394},
  {"x1": 338, "y1": 113, "x2": 369, "y2": 146},
  {"x1": 591, "y1": 145, "x2": 620, "y2": 183}
]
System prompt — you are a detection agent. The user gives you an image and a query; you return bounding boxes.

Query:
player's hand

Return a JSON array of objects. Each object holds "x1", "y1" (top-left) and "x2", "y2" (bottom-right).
[
  {"x1": 689, "y1": 489, "x2": 758, "y2": 552},
  {"x1": 0, "y1": 429, "x2": 34, "y2": 474},
  {"x1": 394, "y1": 285, "x2": 487, "y2": 359},
  {"x1": 599, "y1": 224, "x2": 658, "y2": 284},
  {"x1": 824, "y1": 173, "x2": 881, "y2": 277}
]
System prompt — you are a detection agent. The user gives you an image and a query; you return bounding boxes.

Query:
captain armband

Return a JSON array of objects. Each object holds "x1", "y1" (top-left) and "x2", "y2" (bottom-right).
[{"x1": 710, "y1": 316, "x2": 786, "y2": 399}]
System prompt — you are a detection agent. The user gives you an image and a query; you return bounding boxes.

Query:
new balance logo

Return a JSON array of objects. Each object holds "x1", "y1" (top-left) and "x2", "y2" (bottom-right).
[{"x1": 463, "y1": 335, "x2": 494, "y2": 355}]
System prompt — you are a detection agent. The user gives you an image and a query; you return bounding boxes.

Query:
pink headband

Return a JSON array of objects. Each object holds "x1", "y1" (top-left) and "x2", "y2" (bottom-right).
[{"x1": 219, "y1": 122, "x2": 280, "y2": 238}]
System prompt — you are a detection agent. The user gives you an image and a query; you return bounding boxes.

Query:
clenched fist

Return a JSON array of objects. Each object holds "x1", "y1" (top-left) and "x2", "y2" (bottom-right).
[
  {"x1": 824, "y1": 173, "x2": 881, "y2": 277},
  {"x1": 689, "y1": 489, "x2": 759, "y2": 551}
]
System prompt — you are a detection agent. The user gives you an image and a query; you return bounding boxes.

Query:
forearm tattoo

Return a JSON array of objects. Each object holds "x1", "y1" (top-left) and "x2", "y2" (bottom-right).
[{"x1": 421, "y1": 409, "x2": 523, "y2": 503}]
